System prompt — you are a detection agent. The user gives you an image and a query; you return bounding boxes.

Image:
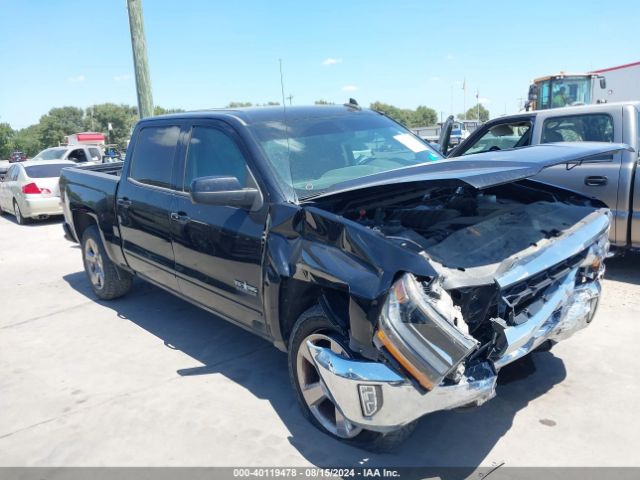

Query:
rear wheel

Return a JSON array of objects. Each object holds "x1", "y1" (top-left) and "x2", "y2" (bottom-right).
[
  {"x1": 81, "y1": 225, "x2": 133, "y2": 300},
  {"x1": 13, "y1": 200, "x2": 28, "y2": 225},
  {"x1": 288, "y1": 305, "x2": 417, "y2": 452}
]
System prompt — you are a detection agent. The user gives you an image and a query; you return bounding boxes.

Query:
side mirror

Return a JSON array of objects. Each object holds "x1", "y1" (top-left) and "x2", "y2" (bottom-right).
[
  {"x1": 599, "y1": 76, "x2": 606, "y2": 89},
  {"x1": 190, "y1": 176, "x2": 260, "y2": 210}
]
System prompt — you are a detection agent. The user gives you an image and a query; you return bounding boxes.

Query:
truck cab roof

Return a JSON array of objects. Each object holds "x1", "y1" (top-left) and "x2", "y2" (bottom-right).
[{"x1": 140, "y1": 104, "x2": 373, "y2": 126}]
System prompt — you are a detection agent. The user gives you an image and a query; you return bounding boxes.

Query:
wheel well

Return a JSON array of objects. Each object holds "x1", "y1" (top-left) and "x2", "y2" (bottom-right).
[
  {"x1": 278, "y1": 278, "x2": 350, "y2": 345},
  {"x1": 72, "y1": 210, "x2": 97, "y2": 241}
]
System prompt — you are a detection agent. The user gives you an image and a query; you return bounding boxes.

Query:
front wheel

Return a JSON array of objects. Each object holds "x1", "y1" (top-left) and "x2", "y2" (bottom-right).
[
  {"x1": 81, "y1": 225, "x2": 133, "y2": 300},
  {"x1": 288, "y1": 305, "x2": 417, "y2": 452}
]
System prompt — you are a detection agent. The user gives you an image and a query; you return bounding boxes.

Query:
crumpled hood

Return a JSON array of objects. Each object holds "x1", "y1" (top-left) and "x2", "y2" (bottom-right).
[{"x1": 309, "y1": 142, "x2": 632, "y2": 199}]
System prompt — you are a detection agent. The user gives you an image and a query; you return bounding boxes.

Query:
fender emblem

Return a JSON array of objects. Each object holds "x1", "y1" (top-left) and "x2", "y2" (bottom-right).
[{"x1": 234, "y1": 280, "x2": 258, "y2": 296}]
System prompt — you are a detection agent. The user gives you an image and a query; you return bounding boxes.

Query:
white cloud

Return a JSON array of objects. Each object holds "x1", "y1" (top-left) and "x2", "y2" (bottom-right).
[
  {"x1": 342, "y1": 85, "x2": 358, "y2": 92},
  {"x1": 478, "y1": 97, "x2": 490, "y2": 105},
  {"x1": 446, "y1": 54, "x2": 455, "y2": 60},
  {"x1": 322, "y1": 57, "x2": 343, "y2": 66},
  {"x1": 113, "y1": 74, "x2": 132, "y2": 82},
  {"x1": 430, "y1": 76, "x2": 441, "y2": 81},
  {"x1": 67, "y1": 75, "x2": 86, "y2": 83}
]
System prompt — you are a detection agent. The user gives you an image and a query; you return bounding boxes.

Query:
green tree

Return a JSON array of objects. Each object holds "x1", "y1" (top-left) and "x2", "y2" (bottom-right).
[
  {"x1": 226, "y1": 102, "x2": 253, "y2": 108},
  {"x1": 38, "y1": 106, "x2": 85, "y2": 148},
  {"x1": 154, "y1": 106, "x2": 185, "y2": 115},
  {"x1": 370, "y1": 102, "x2": 412, "y2": 126},
  {"x1": 370, "y1": 102, "x2": 436, "y2": 128},
  {"x1": 11, "y1": 125, "x2": 42, "y2": 156},
  {"x1": 86, "y1": 103, "x2": 138, "y2": 148},
  {"x1": 458, "y1": 103, "x2": 490, "y2": 122},
  {"x1": 0, "y1": 122, "x2": 13, "y2": 158},
  {"x1": 413, "y1": 106, "x2": 438, "y2": 127}
]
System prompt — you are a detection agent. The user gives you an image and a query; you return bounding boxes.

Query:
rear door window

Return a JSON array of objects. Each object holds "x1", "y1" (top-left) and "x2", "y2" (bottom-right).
[
  {"x1": 88, "y1": 147, "x2": 102, "y2": 162},
  {"x1": 541, "y1": 114, "x2": 614, "y2": 143},
  {"x1": 25, "y1": 164, "x2": 71, "y2": 178},
  {"x1": 129, "y1": 125, "x2": 181, "y2": 189},
  {"x1": 10, "y1": 166, "x2": 21, "y2": 181}
]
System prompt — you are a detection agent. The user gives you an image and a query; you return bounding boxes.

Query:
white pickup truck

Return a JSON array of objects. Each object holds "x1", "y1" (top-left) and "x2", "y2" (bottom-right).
[
  {"x1": 31, "y1": 145, "x2": 104, "y2": 165},
  {"x1": 447, "y1": 101, "x2": 640, "y2": 251}
]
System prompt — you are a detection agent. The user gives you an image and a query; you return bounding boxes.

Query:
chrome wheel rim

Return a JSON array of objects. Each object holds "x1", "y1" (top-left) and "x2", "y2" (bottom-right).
[
  {"x1": 84, "y1": 238, "x2": 105, "y2": 290},
  {"x1": 296, "y1": 332, "x2": 362, "y2": 439}
]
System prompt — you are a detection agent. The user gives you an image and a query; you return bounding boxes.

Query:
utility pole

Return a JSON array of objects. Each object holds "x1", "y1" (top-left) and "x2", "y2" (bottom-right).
[
  {"x1": 127, "y1": 0, "x2": 154, "y2": 118},
  {"x1": 286, "y1": 94, "x2": 294, "y2": 105}
]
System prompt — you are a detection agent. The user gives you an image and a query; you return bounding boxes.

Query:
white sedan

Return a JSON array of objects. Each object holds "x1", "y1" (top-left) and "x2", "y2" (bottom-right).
[{"x1": 0, "y1": 160, "x2": 75, "y2": 225}]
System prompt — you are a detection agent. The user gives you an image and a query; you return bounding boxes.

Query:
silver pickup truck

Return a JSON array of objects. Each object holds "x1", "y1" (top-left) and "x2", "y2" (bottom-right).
[{"x1": 448, "y1": 101, "x2": 640, "y2": 250}]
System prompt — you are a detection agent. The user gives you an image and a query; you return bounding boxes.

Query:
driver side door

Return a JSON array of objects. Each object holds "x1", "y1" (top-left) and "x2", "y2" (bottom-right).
[{"x1": 170, "y1": 120, "x2": 268, "y2": 331}]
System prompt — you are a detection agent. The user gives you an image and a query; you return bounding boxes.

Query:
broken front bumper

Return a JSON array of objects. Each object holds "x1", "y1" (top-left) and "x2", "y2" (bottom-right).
[{"x1": 308, "y1": 275, "x2": 602, "y2": 432}]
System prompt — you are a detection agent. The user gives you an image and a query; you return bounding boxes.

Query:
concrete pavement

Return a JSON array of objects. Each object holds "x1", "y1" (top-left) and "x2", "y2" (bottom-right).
[{"x1": 1, "y1": 213, "x2": 639, "y2": 467}]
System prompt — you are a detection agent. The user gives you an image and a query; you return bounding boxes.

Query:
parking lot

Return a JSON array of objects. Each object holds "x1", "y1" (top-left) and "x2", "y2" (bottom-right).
[{"x1": 1, "y1": 213, "x2": 639, "y2": 468}]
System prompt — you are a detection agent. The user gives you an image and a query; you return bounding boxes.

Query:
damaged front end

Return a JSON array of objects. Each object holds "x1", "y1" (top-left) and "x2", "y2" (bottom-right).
[{"x1": 305, "y1": 204, "x2": 610, "y2": 432}]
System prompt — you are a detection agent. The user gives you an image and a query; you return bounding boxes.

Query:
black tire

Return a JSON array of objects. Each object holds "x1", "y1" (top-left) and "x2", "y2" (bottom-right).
[
  {"x1": 13, "y1": 200, "x2": 29, "y2": 225},
  {"x1": 288, "y1": 305, "x2": 417, "y2": 452},
  {"x1": 81, "y1": 225, "x2": 133, "y2": 300}
]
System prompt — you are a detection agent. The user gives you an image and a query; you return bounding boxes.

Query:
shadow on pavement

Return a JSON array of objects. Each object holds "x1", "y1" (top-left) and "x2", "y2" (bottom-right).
[
  {"x1": 63, "y1": 270, "x2": 567, "y2": 473},
  {"x1": 0, "y1": 212, "x2": 63, "y2": 227},
  {"x1": 605, "y1": 251, "x2": 640, "y2": 286}
]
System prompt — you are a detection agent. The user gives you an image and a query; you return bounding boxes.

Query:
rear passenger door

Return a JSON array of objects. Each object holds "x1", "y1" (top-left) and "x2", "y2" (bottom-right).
[
  {"x1": 170, "y1": 120, "x2": 268, "y2": 331},
  {"x1": 532, "y1": 111, "x2": 624, "y2": 242},
  {"x1": 117, "y1": 122, "x2": 183, "y2": 291}
]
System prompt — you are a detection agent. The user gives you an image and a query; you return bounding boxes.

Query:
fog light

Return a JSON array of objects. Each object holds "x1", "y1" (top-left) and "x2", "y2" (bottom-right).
[{"x1": 358, "y1": 384, "x2": 382, "y2": 417}]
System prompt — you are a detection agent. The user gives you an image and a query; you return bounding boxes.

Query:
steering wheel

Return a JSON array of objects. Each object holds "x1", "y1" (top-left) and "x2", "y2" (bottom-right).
[{"x1": 488, "y1": 146, "x2": 501, "y2": 152}]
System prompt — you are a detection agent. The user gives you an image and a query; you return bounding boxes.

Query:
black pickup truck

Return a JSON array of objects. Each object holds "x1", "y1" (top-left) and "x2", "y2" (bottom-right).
[{"x1": 60, "y1": 105, "x2": 624, "y2": 451}]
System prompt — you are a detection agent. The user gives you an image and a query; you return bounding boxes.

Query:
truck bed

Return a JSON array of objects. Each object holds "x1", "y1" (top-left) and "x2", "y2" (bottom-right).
[{"x1": 59, "y1": 163, "x2": 123, "y2": 249}]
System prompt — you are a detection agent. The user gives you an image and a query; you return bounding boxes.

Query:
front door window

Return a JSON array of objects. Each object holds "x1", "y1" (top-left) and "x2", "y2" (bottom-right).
[{"x1": 461, "y1": 121, "x2": 532, "y2": 155}]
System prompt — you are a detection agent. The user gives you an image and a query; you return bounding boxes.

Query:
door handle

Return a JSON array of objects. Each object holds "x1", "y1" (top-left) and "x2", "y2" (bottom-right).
[
  {"x1": 584, "y1": 176, "x2": 608, "y2": 186},
  {"x1": 117, "y1": 198, "x2": 132, "y2": 207},
  {"x1": 170, "y1": 212, "x2": 191, "y2": 223}
]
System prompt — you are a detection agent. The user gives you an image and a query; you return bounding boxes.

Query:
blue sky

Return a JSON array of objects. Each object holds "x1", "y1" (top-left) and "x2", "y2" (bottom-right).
[{"x1": 1, "y1": 0, "x2": 639, "y2": 129}]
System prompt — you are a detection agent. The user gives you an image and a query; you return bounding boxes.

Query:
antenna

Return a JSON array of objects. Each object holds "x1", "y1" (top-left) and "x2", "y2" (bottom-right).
[
  {"x1": 278, "y1": 59, "x2": 292, "y2": 187},
  {"x1": 279, "y1": 59, "x2": 287, "y2": 108}
]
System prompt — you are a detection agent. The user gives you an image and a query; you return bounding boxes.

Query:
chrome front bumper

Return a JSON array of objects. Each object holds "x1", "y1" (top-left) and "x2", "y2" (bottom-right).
[{"x1": 308, "y1": 275, "x2": 602, "y2": 432}]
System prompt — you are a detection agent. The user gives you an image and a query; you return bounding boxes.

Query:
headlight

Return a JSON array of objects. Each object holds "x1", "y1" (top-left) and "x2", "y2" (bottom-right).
[
  {"x1": 580, "y1": 231, "x2": 610, "y2": 279},
  {"x1": 376, "y1": 274, "x2": 478, "y2": 390}
]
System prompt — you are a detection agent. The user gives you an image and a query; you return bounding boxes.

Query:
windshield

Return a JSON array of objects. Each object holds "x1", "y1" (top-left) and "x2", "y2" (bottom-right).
[
  {"x1": 32, "y1": 148, "x2": 67, "y2": 161},
  {"x1": 537, "y1": 76, "x2": 592, "y2": 109},
  {"x1": 248, "y1": 113, "x2": 442, "y2": 199}
]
